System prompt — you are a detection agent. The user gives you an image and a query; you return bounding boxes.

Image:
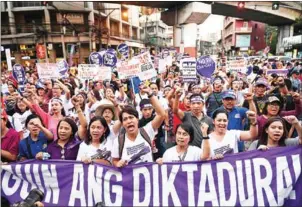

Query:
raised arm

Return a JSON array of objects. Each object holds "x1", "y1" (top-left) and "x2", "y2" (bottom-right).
[
  {"x1": 200, "y1": 123, "x2": 210, "y2": 161},
  {"x1": 71, "y1": 96, "x2": 88, "y2": 140},
  {"x1": 283, "y1": 116, "x2": 302, "y2": 144},
  {"x1": 141, "y1": 86, "x2": 165, "y2": 130},
  {"x1": 173, "y1": 87, "x2": 185, "y2": 120},
  {"x1": 240, "y1": 111, "x2": 258, "y2": 141}
]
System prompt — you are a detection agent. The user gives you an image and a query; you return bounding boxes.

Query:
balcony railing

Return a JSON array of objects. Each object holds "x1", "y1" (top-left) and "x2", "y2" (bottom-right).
[{"x1": 1, "y1": 25, "x2": 11, "y2": 35}]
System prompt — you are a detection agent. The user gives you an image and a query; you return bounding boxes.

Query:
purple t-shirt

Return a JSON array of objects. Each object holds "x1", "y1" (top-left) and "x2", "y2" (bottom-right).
[{"x1": 47, "y1": 137, "x2": 81, "y2": 160}]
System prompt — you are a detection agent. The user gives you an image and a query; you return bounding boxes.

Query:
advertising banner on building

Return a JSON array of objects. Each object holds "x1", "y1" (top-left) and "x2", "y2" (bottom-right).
[
  {"x1": 1, "y1": 146, "x2": 302, "y2": 206},
  {"x1": 36, "y1": 44, "x2": 46, "y2": 59},
  {"x1": 180, "y1": 58, "x2": 197, "y2": 82},
  {"x1": 235, "y1": 34, "x2": 251, "y2": 48},
  {"x1": 36, "y1": 63, "x2": 60, "y2": 80}
]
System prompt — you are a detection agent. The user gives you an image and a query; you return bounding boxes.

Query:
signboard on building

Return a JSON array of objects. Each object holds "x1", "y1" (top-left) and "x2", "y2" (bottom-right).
[
  {"x1": 283, "y1": 35, "x2": 302, "y2": 47},
  {"x1": 236, "y1": 34, "x2": 251, "y2": 48},
  {"x1": 56, "y1": 13, "x2": 84, "y2": 24},
  {"x1": 36, "y1": 44, "x2": 46, "y2": 59}
]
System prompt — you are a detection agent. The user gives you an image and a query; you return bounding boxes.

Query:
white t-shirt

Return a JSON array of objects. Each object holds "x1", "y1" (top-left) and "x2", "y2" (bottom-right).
[
  {"x1": 205, "y1": 130, "x2": 241, "y2": 157},
  {"x1": 163, "y1": 146, "x2": 202, "y2": 162},
  {"x1": 76, "y1": 131, "x2": 116, "y2": 162},
  {"x1": 12, "y1": 110, "x2": 32, "y2": 138},
  {"x1": 135, "y1": 93, "x2": 148, "y2": 118},
  {"x1": 112, "y1": 122, "x2": 156, "y2": 164},
  {"x1": 8, "y1": 115, "x2": 23, "y2": 133}
]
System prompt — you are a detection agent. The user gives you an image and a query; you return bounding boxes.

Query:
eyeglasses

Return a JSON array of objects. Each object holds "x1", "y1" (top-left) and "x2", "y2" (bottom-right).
[{"x1": 61, "y1": 149, "x2": 65, "y2": 160}]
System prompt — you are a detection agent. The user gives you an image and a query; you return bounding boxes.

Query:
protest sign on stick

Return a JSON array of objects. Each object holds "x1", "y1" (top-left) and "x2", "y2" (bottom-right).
[
  {"x1": 180, "y1": 58, "x2": 197, "y2": 82},
  {"x1": 266, "y1": 69, "x2": 288, "y2": 77},
  {"x1": 116, "y1": 59, "x2": 141, "y2": 79},
  {"x1": 94, "y1": 66, "x2": 112, "y2": 81},
  {"x1": 78, "y1": 64, "x2": 98, "y2": 80},
  {"x1": 196, "y1": 56, "x2": 216, "y2": 78},
  {"x1": 37, "y1": 63, "x2": 60, "y2": 79}
]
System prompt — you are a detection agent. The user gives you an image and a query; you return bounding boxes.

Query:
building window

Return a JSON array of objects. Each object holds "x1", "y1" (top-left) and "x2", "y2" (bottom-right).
[
  {"x1": 147, "y1": 27, "x2": 154, "y2": 33},
  {"x1": 243, "y1": 21, "x2": 248, "y2": 28},
  {"x1": 13, "y1": 2, "x2": 42, "y2": 7},
  {"x1": 121, "y1": 7, "x2": 129, "y2": 22}
]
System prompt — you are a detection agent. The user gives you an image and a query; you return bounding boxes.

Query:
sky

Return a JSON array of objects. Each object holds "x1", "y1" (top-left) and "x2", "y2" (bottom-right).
[{"x1": 198, "y1": 14, "x2": 225, "y2": 41}]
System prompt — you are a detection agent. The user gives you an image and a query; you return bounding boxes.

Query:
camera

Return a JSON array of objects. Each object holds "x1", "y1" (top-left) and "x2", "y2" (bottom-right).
[
  {"x1": 12, "y1": 189, "x2": 44, "y2": 207},
  {"x1": 95, "y1": 201, "x2": 106, "y2": 207}
]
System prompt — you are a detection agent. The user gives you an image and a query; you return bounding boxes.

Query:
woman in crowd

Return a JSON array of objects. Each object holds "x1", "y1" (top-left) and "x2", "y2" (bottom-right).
[
  {"x1": 1, "y1": 109, "x2": 20, "y2": 163},
  {"x1": 19, "y1": 114, "x2": 53, "y2": 160},
  {"x1": 12, "y1": 98, "x2": 32, "y2": 139},
  {"x1": 45, "y1": 118, "x2": 81, "y2": 160},
  {"x1": 206, "y1": 108, "x2": 258, "y2": 158},
  {"x1": 77, "y1": 116, "x2": 113, "y2": 165},
  {"x1": 256, "y1": 94, "x2": 301, "y2": 137},
  {"x1": 248, "y1": 116, "x2": 302, "y2": 150},
  {"x1": 68, "y1": 93, "x2": 90, "y2": 125},
  {"x1": 156, "y1": 123, "x2": 210, "y2": 163}
]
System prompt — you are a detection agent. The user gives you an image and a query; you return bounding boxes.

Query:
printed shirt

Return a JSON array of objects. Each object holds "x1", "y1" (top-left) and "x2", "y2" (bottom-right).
[
  {"x1": 206, "y1": 92, "x2": 223, "y2": 116},
  {"x1": 215, "y1": 106, "x2": 248, "y2": 130},
  {"x1": 112, "y1": 122, "x2": 156, "y2": 164},
  {"x1": 163, "y1": 145, "x2": 202, "y2": 162},
  {"x1": 18, "y1": 132, "x2": 48, "y2": 159}
]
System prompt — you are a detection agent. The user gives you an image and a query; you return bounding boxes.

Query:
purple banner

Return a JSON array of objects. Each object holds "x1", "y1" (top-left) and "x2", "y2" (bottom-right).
[
  {"x1": 266, "y1": 69, "x2": 288, "y2": 77},
  {"x1": 1, "y1": 146, "x2": 302, "y2": 206},
  {"x1": 196, "y1": 56, "x2": 216, "y2": 78}
]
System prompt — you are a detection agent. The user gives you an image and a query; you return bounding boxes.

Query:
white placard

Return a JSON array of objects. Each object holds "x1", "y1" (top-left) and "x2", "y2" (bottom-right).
[
  {"x1": 180, "y1": 58, "x2": 197, "y2": 82},
  {"x1": 36, "y1": 63, "x2": 60, "y2": 79},
  {"x1": 78, "y1": 64, "x2": 98, "y2": 80},
  {"x1": 5, "y1": 49, "x2": 12, "y2": 71},
  {"x1": 94, "y1": 66, "x2": 112, "y2": 81},
  {"x1": 116, "y1": 59, "x2": 141, "y2": 79}
]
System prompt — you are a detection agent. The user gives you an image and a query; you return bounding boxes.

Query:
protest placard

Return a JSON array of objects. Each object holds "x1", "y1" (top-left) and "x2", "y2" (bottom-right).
[
  {"x1": 2, "y1": 146, "x2": 302, "y2": 206},
  {"x1": 56, "y1": 60, "x2": 69, "y2": 78},
  {"x1": 89, "y1": 52, "x2": 103, "y2": 65},
  {"x1": 266, "y1": 69, "x2": 288, "y2": 77},
  {"x1": 227, "y1": 59, "x2": 248, "y2": 73},
  {"x1": 158, "y1": 59, "x2": 167, "y2": 74},
  {"x1": 36, "y1": 63, "x2": 60, "y2": 79},
  {"x1": 116, "y1": 59, "x2": 141, "y2": 79},
  {"x1": 103, "y1": 51, "x2": 117, "y2": 67},
  {"x1": 78, "y1": 64, "x2": 98, "y2": 80},
  {"x1": 196, "y1": 56, "x2": 216, "y2": 78},
  {"x1": 135, "y1": 52, "x2": 157, "y2": 81},
  {"x1": 180, "y1": 58, "x2": 197, "y2": 82},
  {"x1": 94, "y1": 66, "x2": 112, "y2": 81}
]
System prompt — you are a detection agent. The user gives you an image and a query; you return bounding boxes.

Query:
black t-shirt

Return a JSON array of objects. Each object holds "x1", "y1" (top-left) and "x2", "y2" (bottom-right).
[{"x1": 243, "y1": 95, "x2": 268, "y2": 115}]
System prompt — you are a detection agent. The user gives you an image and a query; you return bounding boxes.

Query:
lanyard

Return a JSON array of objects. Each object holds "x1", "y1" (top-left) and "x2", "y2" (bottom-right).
[{"x1": 178, "y1": 150, "x2": 188, "y2": 161}]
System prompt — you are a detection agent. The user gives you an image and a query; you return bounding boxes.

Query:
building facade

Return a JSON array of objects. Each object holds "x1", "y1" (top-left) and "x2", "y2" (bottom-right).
[
  {"x1": 1, "y1": 2, "x2": 143, "y2": 67},
  {"x1": 139, "y1": 13, "x2": 172, "y2": 52},
  {"x1": 222, "y1": 17, "x2": 266, "y2": 56}
]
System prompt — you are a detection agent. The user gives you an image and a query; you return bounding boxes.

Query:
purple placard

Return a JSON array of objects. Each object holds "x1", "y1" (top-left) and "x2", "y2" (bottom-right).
[
  {"x1": 89, "y1": 52, "x2": 103, "y2": 65},
  {"x1": 103, "y1": 51, "x2": 117, "y2": 67},
  {"x1": 266, "y1": 69, "x2": 288, "y2": 77},
  {"x1": 196, "y1": 56, "x2": 216, "y2": 78},
  {"x1": 56, "y1": 60, "x2": 69, "y2": 78},
  {"x1": 1, "y1": 146, "x2": 302, "y2": 206}
]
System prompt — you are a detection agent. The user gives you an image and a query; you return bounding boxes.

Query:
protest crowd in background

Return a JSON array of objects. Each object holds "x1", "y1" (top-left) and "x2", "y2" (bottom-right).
[{"x1": 1, "y1": 46, "x2": 302, "y2": 205}]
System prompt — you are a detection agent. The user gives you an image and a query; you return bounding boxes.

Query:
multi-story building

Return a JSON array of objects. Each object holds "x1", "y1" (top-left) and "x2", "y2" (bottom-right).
[
  {"x1": 139, "y1": 13, "x2": 171, "y2": 51},
  {"x1": 1, "y1": 2, "x2": 143, "y2": 67},
  {"x1": 222, "y1": 17, "x2": 266, "y2": 56}
]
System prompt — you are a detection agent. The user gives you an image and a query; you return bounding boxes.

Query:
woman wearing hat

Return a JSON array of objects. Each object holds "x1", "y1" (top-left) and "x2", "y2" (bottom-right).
[
  {"x1": 256, "y1": 94, "x2": 301, "y2": 138},
  {"x1": 248, "y1": 116, "x2": 302, "y2": 151}
]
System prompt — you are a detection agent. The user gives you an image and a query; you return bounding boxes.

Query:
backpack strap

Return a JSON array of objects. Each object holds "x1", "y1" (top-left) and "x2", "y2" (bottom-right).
[
  {"x1": 118, "y1": 128, "x2": 126, "y2": 158},
  {"x1": 118, "y1": 127, "x2": 152, "y2": 158},
  {"x1": 26, "y1": 138, "x2": 34, "y2": 159},
  {"x1": 139, "y1": 127, "x2": 152, "y2": 147}
]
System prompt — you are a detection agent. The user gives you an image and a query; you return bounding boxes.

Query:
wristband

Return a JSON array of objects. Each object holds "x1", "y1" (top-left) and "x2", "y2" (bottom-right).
[{"x1": 203, "y1": 136, "x2": 209, "y2": 140}]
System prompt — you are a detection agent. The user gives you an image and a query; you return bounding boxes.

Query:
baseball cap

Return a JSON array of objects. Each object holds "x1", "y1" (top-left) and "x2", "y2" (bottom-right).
[
  {"x1": 222, "y1": 90, "x2": 236, "y2": 99},
  {"x1": 255, "y1": 79, "x2": 268, "y2": 87},
  {"x1": 267, "y1": 96, "x2": 281, "y2": 104},
  {"x1": 140, "y1": 99, "x2": 153, "y2": 110}
]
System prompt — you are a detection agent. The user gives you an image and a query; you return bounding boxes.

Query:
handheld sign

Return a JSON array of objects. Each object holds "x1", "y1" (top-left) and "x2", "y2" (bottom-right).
[
  {"x1": 180, "y1": 58, "x2": 197, "y2": 82},
  {"x1": 12, "y1": 64, "x2": 26, "y2": 92},
  {"x1": 136, "y1": 52, "x2": 157, "y2": 81},
  {"x1": 116, "y1": 59, "x2": 140, "y2": 79},
  {"x1": 117, "y1": 43, "x2": 129, "y2": 59},
  {"x1": 78, "y1": 64, "x2": 98, "y2": 80},
  {"x1": 94, "y1": 66, "x2": 112, "y2": 81},
  {"x1": 89, "y1": 52, "x2": 103, "y2": 65},
  {"x1": 103, "y1": 51, "x2": 117, "y2": 67},
  {"x1": 227, "y1": 58, "x2": 248, "y2": 73},
  {"x1": 56, "y1": 60, "x2": 69, "y2": 78},
  {"x1": 37, "y1": 63, "x2": 60, "y2": 79},
  {"x1": 266, "y1": 69, "x2": 288, "y2": 77},
  {"x1": 196, "y1": 56, "x2": 216, "y2": 78}
]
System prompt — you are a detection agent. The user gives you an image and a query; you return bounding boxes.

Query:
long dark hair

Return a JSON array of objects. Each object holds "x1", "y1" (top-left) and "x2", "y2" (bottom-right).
[
  {"x1": 212, "y1": 108, "x2": 229, "y2": 120},
  {"x1": 85, "y1": 116, "x2": 110, "y2": 145},
  {"x1": 257, "y1": 117, "x2": 288, "y2": 148},
  {"x1": 14, "y1": 99, "x2": 29, "y2": 114},
  {"x1": 175, "y1": 123, "x2": 194, "y2": 143}
]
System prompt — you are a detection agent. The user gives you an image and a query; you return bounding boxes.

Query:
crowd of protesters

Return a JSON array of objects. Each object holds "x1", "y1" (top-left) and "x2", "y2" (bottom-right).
[{"x1": 1, "y1": 53, "x2": 302, "y2": 168}]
